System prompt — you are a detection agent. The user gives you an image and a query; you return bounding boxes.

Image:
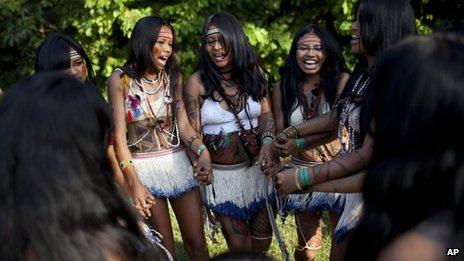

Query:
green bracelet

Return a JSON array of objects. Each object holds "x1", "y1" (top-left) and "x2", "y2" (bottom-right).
[
  {"x1": 296, "y1": 138, "x2": 304, "y2": 151},
  {"x1": 299, "y1": 167, "x2": 310, "y2": 187},
  {"x1": 197, "y1": 144, "x2": 207, "y2": 156}
]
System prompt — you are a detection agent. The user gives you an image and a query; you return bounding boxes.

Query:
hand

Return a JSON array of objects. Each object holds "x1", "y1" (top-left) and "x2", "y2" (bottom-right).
[
  {"x1": 258, "y1": 144, "x2": 276, "y2": 176},
  {"x1": 130, "y1": 181, "x2": 155, "y2": 219},
  {"x1": 193, "y1": 151, "x2": 213, "y2": 185},
  {"x1": 273, "y1": 136, "x2": 297, "y2": 155},
  {"x1": 275, "y1": 167, "x2": 301, "y2": 196}
]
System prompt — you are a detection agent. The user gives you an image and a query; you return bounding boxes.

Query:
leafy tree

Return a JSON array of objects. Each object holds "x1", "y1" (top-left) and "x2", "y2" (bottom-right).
[{"x1": 1, "y1": 0, "x2": 459, "y2": 94}]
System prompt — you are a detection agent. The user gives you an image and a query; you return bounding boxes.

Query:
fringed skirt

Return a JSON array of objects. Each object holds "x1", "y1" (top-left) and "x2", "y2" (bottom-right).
[
  {"x1": 282, "y1": 157, "x2": 363, "y2": 244},
  {"x1": 201, "y1": 162, "x2": 273, "y2": 221},
  {"x1": 132, "y1": 146, "x2": 198, "y2": 199}
]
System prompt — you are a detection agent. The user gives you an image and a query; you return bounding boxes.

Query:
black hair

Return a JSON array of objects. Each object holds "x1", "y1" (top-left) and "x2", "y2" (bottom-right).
[
  {"x1": 199, "y1": 12, "x2": 268, "y2": 101},
  {"x1": 122, "y1": 16, "x2": 181, "y2": 87},
  {"x1": 345, "y1": 34, "x2": 464, "y2": 260},
  {"x1": 354, "y1": 0, "x2": 417, "y2": 57},
  {"x1": 35, "y1": 33, "x2": 94, "y2": 83},
  {"x1": 0, "y1": 73, "x2": 161, "y2": 260},
  {"x1": 340, "y1": 0, "x2": 417, "y2": 144},
  {"x1": 279, "y1": 23, "x2": 347, "y2": 126}
]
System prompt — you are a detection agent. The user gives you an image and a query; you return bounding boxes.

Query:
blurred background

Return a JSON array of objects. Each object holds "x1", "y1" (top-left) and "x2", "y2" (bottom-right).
[{"x1": 1, "y1": 0, "x2": 462, "y2": 96}]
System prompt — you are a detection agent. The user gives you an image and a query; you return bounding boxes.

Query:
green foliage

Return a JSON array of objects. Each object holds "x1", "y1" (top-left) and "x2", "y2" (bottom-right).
[{"x1": 0, "y1": 0, "x2": 451, "y2": 94}]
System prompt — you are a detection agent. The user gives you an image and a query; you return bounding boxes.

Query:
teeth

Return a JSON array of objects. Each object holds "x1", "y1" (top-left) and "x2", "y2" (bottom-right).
[{"x1": 304, "y1": 60, "x2": 317, "y2": 65}]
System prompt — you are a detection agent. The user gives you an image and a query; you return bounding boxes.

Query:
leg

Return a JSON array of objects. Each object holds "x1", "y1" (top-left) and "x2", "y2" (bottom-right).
[
  {"x1": 328, "y1": 210, "x2": 343, "y2": 261},
  {"x1": 148, "y1": 197, "x2": 175, "y2": 257},
  {"x1": 250, "y1": 206, "x2": 273, "y2": 252},
  {"x1": 294, "y1": 211, "x2": 323, "y2": 261},
  {"x1": 215, "y1": 212, "x2": 252, "y2": 251},
  {"x1": 170, "y1": 189, "x2": 209, "y2": 261}
]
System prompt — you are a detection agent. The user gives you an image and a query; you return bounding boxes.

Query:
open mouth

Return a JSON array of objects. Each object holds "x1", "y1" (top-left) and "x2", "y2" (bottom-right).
[
  {"x1": 351, "y1": 35, "x2": 360, "y2": 44},
  {"x1": 213, "y1": 53, "x2": 227, "y2": 61},
  {"x1": 303, "y1": 59, "x2": 319, "y2": 70}
]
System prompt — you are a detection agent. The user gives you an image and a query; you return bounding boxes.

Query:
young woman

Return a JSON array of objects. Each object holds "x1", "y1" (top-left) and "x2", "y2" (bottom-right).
[
  {"x1": 0, "y1": 72, "x2": 164, "y2": 260},
  {"x1": 345, "y1": 33, "x2": 464, "y2": 260},
  {"x1": 275, "y1": 0, "x2": 416, "y2": 259},
  {"x1": 107, "y1": 16, "x2": 210, "y2": 260},
  {"x1": 272, "y1": 24, "x2": 349, "y2": 260},
  {"x1": 184, "y1": 12, "x2": 276, "y2": 251},
  {"x1": 35, "y1": 33, "x2": 135, "y2": 202}
]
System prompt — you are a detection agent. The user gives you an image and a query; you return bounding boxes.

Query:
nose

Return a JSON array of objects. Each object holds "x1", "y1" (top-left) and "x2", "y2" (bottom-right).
[
  {"x1": 213, "y1": 40, "x2": 222, "y2": 51},
  {"x1": 351, "y1": 21, "x2": 358, "y2": 34},
  {"x1": 163, "y1": 42, "x2": 172, "y2": 55}
]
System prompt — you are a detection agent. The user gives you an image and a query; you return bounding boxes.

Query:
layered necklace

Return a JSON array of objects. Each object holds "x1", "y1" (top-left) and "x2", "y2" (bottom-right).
[
  {"x1": 337, "y1": 72, "x2": 371, "y2": 153},
  {"x1": 127, "y1": 71, "x2": 180, "y2": 149},
  {"x1": 298, "y1": 81, "x2": 322, "y2": 121}
]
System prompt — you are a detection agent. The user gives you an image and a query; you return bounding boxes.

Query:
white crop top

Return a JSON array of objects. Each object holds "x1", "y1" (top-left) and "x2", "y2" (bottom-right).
[{"x1": 201, "y1": 96, "x2": 261, "y2": 135}]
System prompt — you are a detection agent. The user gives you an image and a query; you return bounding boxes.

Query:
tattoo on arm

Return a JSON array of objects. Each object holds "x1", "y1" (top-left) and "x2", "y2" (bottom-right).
[
  {"x1": 260, "y1": 112, "x2": 276, "y2": 134},
  {"x1": 187, "y1": 134, "x2": 198, "y2": 148},
  {"x1": 354, "y1": 150, "x2": 367, "y2": 168},
  {"x1": 183, "y1": 92, "x2": 199, "y2": 129}
]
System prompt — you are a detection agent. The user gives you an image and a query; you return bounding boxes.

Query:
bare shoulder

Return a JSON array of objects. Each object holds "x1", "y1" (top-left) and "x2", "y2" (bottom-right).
[
  {"x1": 378, "y1": 230, "x2": 448, "y2": 261},
  {"x1": 107, "y1": 70, "x2": 124, "y2": 91},
  {"x1": 185, "y1": 71, "x2": 204, "y2": 95}
]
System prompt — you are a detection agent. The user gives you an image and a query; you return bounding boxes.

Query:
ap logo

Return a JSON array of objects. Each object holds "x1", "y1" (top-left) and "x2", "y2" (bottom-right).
[{"x1": 446, "y1": 248, "x2": 460, "y2": 256}]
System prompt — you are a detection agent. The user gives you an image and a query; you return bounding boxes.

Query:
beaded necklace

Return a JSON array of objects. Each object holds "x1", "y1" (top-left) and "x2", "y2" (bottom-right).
[
  {"x1": 297, "y1": 82, "x2": 322, "y2": 121},
  {"x1": 127, "y1": 73, "x2": 180, "y2": 148},
  {"x1": 337, "y1": 72, "x2": 371, "y2": 153}
]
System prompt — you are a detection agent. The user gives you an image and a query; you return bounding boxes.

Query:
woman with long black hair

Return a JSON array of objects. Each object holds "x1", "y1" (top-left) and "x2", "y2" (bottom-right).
[
  {"x1": 272, "y1": 24, "x2": 349, "y2": 260},
  {"x1": 0, "y1": 72, "x2": 163, "y2": 260},
  {"x1": 345, "y1": 33, "x2": 464, "y2": 260},
  {"x1": 184, "y1": 12, "x2": 276, "y2": 252},
  {"x1": 275, "y1": 0, "x2": 417, "y2": 259},
  {"x1": 108, "y1": 16, "x2": 210, "y2": 260}
]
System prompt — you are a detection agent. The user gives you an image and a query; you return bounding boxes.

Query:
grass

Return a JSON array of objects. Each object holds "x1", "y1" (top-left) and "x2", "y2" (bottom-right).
[{"x1": 169, "y1": 207, "x2": 331, "y2": 261}]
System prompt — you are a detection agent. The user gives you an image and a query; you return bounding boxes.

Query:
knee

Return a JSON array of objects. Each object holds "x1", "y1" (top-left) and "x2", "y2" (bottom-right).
[{"x1": 294, "y1": 248, "x2": 319, "y2": 261}]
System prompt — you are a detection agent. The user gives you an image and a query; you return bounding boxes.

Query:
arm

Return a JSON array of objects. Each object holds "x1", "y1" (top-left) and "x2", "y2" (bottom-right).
[
  {"x1": 258, "y1": 94, "x2": 277, "y2": 175},
  {"x1": 107, "y1": 72, "x2": 154, "y2": 218},
  {"x1": 271, "y1": 81, "x2": 285, "y2": 132},
  {"x1": 175, "y1": 75, "x2": 212, "y2": 185},
  {"x1": 308, "y1": 172, "x2": 365, "y2": 193},
  {"x1": 276, "y1": 133, "x2": 374, "y2": 195}
]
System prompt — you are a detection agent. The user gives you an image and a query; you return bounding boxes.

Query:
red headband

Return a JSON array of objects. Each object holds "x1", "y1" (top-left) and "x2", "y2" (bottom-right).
[
  {"x1": 297, "y1": 34, "x2": 321, "y2": 45},
  {"x1": 158, "y1": 28, "x2": 173, "y2": 40}
]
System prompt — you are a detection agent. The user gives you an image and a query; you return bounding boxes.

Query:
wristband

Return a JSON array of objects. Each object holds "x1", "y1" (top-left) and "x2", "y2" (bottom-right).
[
  {"x1": 197, "y1": 144, "x2": 207, "y2": 156},
  {"x1": 299, "y1": 167, "x2": 310, "y2": 187},
  {"x1": 296, "y1": 138, "x2": 305, "y2": 151},
  {"x1": 119, "y1": 159, "x2": 134, "y2": 171},
  {"x1": 262, "y1": 136, "x2": 273, "y2": 145}
]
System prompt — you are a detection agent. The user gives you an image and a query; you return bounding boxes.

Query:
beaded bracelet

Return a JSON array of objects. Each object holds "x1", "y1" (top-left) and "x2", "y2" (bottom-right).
[
  {"x1": 262, "y1": 136, "x2": 273, "y2": 145},
  {"x1": 294, "y1": 168, "x2": 302, "y2": 190},
  {"x1": 261, "y1": 131, "x2": 275, "y2": 140},
  {"x1": 299, "y1": 167, "x2": 310, "y2": 187},
  {"x1": 283, "y1": 125, "x2": 298, "y2": 139},
  {"x1": 295, "y1": 138, "x2": 305, "y2": 151},
  {"x1": 119, "y1": 159, "x2": 134, "y2": 171},
  {"x1": 197, "y1": 144, "x2": 207, "y2": 156}
]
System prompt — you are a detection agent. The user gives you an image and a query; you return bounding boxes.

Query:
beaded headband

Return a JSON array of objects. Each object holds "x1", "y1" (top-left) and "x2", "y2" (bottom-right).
[
  {"x1": 206, "y1": 26, "x2": 222, "y2": 36},
  {"x1": 297, "y1": 33, "x2": 321, "y2": 45},
  {"x1": 158, "y1": 28, "x2": 173, "y2": 40},
  {"x1": 69, "y1": 50, "x2": 81, "y2": 60}
]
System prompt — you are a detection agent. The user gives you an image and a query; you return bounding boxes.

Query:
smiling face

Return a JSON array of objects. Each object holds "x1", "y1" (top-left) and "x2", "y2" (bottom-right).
[
  {"x1": 151, "y1": 26, "x2": 173, "y2": 72},
  {"x1": 66, "y1": 49, "x2": 88, "y2": 82},
  {"x1": 205, "y1": 26, "x2": 231, "y2": 71},
  {"x1": 351, "y1": 11, "x2": 367, "y2": 55},
  {"x1": 296, "y1": 32, "x2": 325, "y2": 76}
]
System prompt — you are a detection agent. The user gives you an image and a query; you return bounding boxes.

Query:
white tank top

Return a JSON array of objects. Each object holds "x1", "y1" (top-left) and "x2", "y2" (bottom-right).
[
  {"x1": 201, "y1": 96, "x2": 261, "y2": 135},
  {"x1": 289, "y1": 99, "x2": 331, "y2": 125}
]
